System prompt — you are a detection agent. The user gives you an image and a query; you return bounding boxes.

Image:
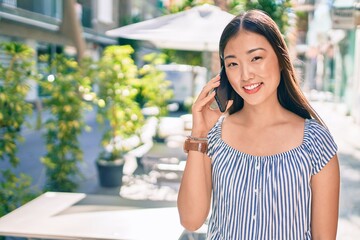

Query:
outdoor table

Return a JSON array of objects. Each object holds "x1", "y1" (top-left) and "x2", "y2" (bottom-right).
[
  {"x1": 141, "y1": 142, "x2": 187, "y2": 173},
  {"x1": 0, "y1": 192, "x2": 184, "y2": 240}
]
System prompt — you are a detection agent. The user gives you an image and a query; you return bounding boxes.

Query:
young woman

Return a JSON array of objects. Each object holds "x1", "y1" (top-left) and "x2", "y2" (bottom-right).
[{"x1": 178, "y1": 10, "x2": 340, "y2": 240}]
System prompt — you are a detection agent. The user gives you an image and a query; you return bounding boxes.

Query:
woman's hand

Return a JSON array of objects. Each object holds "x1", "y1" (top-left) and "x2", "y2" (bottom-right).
[{"x1": 191, "y1": 74, "x2": 232, "y2": 137}]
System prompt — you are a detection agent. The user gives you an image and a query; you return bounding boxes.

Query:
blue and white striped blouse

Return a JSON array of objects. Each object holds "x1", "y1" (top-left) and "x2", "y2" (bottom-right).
[{"x1": 206, "y1": 117, "x2": 337, "y2": 240}]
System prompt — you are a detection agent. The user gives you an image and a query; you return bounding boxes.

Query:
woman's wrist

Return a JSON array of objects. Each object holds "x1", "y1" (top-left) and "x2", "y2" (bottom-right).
[{"x1": 190, "y1": 132, "x2": 208, "y2": 139}]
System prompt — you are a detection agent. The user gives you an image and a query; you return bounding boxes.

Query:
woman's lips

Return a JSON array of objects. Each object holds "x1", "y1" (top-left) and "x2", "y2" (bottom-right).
[{"x1": 243, "y1": 82, "x2": 263, "y2": 94}]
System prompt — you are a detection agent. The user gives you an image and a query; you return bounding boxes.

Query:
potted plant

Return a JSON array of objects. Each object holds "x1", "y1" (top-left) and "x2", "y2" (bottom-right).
[
  {"x1": 39, "y1": 54, "x2": 93, "y2": 192},
  {"x1": 95, "y1": 45, "x2": 144, "y2": 187}
]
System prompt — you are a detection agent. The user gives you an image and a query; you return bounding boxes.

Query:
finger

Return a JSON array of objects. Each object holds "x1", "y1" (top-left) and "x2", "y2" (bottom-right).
[
  {"x1": 196, "y1": 76, "x2": 220, "y2": 100},
  {"x1": 201, "y1": 78, "x2": 220, "y2": 97},
  {"x1": 194, "y1": 90, "x2": 216, "y2": 111},
  {"x1": 209, "y1": 73, "x2": 221, "y2": 83}
]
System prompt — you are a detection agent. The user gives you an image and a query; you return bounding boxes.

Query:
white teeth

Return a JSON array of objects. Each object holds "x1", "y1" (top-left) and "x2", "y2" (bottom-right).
[{"x1": 244, "y1": 83, "x2": 261, "y2": 90}]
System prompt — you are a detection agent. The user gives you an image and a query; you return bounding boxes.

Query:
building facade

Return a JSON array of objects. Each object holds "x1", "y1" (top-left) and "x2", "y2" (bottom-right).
[
  {"x1": 294, "y1": 0, "x2": 360, "y2": 124},
  {"x1": 0, "y1": 0, "x2": 164, "y2": 102},
  {"x1": 328, "y1": 0, "x2": 360, "y2": 124}
]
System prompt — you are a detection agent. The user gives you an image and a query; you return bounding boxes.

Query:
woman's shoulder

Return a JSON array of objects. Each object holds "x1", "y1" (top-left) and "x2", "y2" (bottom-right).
[
  {"x1": 304, "y1": 118, "x2": 337, "y2": 149},
  {"x1": 304, "y1": 118, "x2": 338, "y2": 175},
  {"x1": 306, "y1": 118, "x2": 332, "y2": 136}
]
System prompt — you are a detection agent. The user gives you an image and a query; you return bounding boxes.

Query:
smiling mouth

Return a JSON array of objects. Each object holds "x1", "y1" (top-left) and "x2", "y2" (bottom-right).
[{"x1": 243, "y1": 83, "x2": 263, "y2": 91}]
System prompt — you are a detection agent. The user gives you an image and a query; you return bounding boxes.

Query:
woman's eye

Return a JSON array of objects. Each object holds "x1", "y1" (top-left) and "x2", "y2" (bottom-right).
[
  {"x1": 251, "y1": 56, "x2": 262, "y2": 62},
  {"x1": 227, "y1": 62, "x2": 237, "y2": 67}
]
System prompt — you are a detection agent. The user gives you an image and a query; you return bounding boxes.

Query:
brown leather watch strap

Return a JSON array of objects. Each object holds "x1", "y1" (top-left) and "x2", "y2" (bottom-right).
[{"x1": 183, "y1": 139, "x2": 208, "y2": 153}]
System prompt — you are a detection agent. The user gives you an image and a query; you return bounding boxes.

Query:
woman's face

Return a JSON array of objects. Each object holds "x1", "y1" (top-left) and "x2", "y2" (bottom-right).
[{"x1": 223, "y1": 30, "x2": 281, "y2": 107}]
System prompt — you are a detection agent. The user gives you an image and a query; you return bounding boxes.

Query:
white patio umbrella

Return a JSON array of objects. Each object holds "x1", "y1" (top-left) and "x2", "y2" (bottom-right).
[{"x1": 106, "y1": 4, "x2": 235, "y2": 52}]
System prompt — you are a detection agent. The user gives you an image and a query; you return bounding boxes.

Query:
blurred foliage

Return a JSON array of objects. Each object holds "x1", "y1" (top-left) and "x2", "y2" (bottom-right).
[
  {"x1": 0, "y1": 43, "x2": 34, "y2": 166},
  {"x1": 229, "y1": 0, "x2": 292, "y2": 34},
  {"x1": 95, "y1": 45, "x2": 144, "y2": 161},
  {"x1": 136, "y1": 53, "x2": 174, "y2": 117},
  {"x1": 0, "y1": 42, "x2": 39, "y2": 217},
  {"x1": 0, "y1": 171, "x2": 38, "y2": 217},
  {"x1": 165, "y1": 0, "x2": 204, "y2": 13},
  {"x1": 163, "y1": 49, "x2": 203, "y2": 66},
  {"x1": 39, "y1": 54, "x2": 93, "y2": 192}
]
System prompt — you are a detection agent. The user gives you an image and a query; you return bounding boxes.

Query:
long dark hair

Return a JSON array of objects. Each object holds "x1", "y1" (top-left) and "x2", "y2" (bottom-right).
[{"x1": 219, "y1": 10, "x2": 324, "y2": 125}]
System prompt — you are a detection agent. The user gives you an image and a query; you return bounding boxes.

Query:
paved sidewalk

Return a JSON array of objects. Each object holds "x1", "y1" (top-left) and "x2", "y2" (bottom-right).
[
  {"x1": 77, "y1": 101, "x2": 360, "y2": 239},
  {"x1": 4, "y1": 100, "x2": 359, "y2": 239},
  {"x1": 87, "y1": 100, "x2": 360, "y2": 239}
]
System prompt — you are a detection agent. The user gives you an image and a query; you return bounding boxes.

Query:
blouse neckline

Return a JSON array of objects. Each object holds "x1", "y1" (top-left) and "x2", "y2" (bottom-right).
[{"x1": 217, "y1": 117, "x2": 311, "y2": 160}]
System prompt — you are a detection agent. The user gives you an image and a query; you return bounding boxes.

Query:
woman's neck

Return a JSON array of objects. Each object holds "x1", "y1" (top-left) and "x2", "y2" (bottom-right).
[{"x1": 237, "y1": 98, "x2": 289, "y2": 127}]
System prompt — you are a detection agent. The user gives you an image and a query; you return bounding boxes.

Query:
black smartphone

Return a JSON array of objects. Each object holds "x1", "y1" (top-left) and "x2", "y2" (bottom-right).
[{"x1": 215, "y1": 67, "x2": 231, "y2": 112}]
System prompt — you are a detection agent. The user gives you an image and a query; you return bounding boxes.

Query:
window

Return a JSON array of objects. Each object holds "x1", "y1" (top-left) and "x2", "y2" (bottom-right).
[{"x1": 1, "y1": 0, "x2": 17, "y2": 7}]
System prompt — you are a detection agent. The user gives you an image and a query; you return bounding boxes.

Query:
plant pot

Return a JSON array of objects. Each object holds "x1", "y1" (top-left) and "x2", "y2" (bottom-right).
[{"x1": 96, "y1": 159, "x2": 125, "y2": 188}]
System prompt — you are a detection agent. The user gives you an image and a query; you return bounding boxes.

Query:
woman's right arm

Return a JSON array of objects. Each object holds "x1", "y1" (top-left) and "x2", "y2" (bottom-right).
[{"x1": 177, "y1": 75, "x2": 223, "y2": 231}]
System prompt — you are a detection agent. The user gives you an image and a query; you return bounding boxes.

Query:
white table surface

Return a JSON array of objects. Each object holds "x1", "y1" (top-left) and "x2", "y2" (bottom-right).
[{"x1": 0, "y1": 192, "x2": 184, "y2": 240}]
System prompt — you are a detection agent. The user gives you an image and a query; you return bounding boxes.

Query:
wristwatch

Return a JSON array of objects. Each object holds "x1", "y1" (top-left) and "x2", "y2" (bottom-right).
[{"x1": 183, "y1": 138, "x2": 208, "y2": 153}]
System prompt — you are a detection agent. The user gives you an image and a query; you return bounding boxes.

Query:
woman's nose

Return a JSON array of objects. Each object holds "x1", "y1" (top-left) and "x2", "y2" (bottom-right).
[{"x1": 240, "y1": 65, "x2": 255, "y2": 81}]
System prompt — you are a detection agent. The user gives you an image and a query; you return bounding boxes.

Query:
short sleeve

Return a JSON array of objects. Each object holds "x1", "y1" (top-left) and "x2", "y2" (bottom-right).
[
  {"x1": 309, "y1": 120, "x2": 338, "y2": 175},
  {"x1": 206, "y1": 116, "x2": 224, "y2": 159}
]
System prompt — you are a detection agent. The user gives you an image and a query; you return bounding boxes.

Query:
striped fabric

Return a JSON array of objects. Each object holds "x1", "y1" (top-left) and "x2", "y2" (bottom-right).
[{"x1": 206, "y1": 117, "x2": 337, "y2": 240}]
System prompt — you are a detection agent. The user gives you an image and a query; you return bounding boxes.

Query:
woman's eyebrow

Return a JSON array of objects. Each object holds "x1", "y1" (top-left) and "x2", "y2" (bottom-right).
[
  {"x1": 224, "y1": 47, "x2": 266, "y2": 60},
  {"x1": 223, "y1": 55, "x2": 236, "y2": 60},
  {"x1": 247, "y1": 47, "x2": 266, "y2": 54}
]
